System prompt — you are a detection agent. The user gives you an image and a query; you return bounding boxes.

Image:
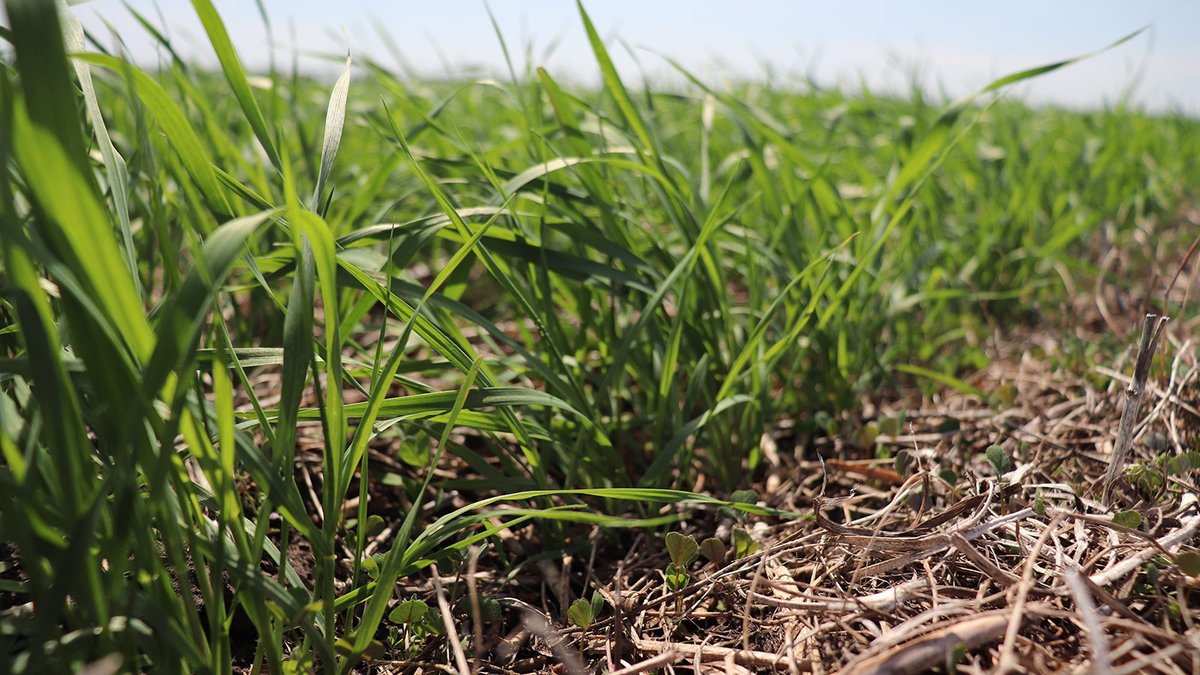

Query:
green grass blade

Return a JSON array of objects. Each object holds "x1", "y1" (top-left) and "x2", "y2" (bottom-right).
[
  {"x1": 78, "y1": 53, "x2": 232, "y2": 218},
  {"x1": 59, "y1": 0, "x2": 139, "y2": 297},
  {"x1": 274, "y1": 241, "x2": 314, "y2": 468},
  {"x1": 9, "y1": 7, "x2": 154, "y2": 361},
  {"x1": 312, "y1": 55, "x2": 351, "y2": 210},
  {"x1": 894, "y1": 363, "x2": 986, "y2": 399},
  {"x1": 190, "y1": 0, "x2": 282, "y2": 171},
  {"x1": 336, "y1": 200, "x2": 511, "y2": 495},
  {"x1": 342, "y1": 357, "x2": 484, "y2": 671},
  {"x1": 141, "y1": 210, "x2": 276, "y2": 399},
  {"x1": 575, "y1": 0, "x2": 653, "y2": 152}
]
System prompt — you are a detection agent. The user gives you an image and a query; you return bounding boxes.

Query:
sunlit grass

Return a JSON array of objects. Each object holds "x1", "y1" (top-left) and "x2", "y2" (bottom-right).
[{"x1": 1, "y1": 0, "x2": 1197, "y2": 671}]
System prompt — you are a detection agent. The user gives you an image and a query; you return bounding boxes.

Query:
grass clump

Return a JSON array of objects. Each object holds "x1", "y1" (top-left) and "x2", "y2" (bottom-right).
[{"x1": 1, "y1": 0, "x2": 1197, "y2": 671}]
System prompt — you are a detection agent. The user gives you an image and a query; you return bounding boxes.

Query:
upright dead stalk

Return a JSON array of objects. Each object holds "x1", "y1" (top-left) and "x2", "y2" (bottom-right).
[{"x1": 1102, "y1": 313, "x2": 1169, "y2": 505}]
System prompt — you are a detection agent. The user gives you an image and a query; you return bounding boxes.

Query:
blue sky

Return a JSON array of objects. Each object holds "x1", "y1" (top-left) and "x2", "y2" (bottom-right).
[{"x1": 68, "y1": 1, "x2": 1200, "y2": 114}]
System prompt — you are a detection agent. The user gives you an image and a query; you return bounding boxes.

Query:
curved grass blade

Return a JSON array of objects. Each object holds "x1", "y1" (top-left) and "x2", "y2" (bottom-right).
[
  {"x1": 59, "y1": 0, "x2": 138, "y2": 296},
  {"x1": 9, "y1": 11, "x2": 154, "y2": 360},
  {"x1": 312, "y1": 54, "x2": 351, "y2": 210},
  {"x1": 333, "y1": 486, "x2": 798, "y2": 612},
  {"x1": 598, "y1": 158, "x2": 743, "y2": 395},
  {"x1": 640, "y1": 395, "x2": 752, "y2": 487},
  {"x1": 894, "y1": 363, "x2": 986, "y2": 399},
  {"x1": 716, "y1": 234, "x2": 857, "y2": 402},
  {"x1": 190, "y1": 0, "x2": 282, "y2": 171},
  {"x1": 575, "y1": 0, "x2": 653, "y2": 153},
  {"x1": 274, "y1": 239, "x2": 314, "y2": 471},
  {"x1": 77, "y1": 53, "x2": 232, "y2": 218},
  {"x1": 293, "y1": 387, "x2": 584, "y2": 423},
  {"x1": 383, "y1": 111, "x2": 579, "y2": 475}
]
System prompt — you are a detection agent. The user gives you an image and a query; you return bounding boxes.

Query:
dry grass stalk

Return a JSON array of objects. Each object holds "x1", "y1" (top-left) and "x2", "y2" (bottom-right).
[
  {"x1": 431, "y1": 563, "x2": 472, "y2": 675},
  {"x1": 1064, "y1": 563, "x2": 1113, "y2": 675},
  {"x1": 839, "y1": 611, "x2": 1014, "y2": 675},
  {"x1": 632, "y1": 638, "x2": 807, "y2": 671},
  {"x1": 1102, "y1": 313, "x2": 1169, "y2": 504},
  {"x1": 605, "y1": 649, "x2": 678, "y2": 675}
]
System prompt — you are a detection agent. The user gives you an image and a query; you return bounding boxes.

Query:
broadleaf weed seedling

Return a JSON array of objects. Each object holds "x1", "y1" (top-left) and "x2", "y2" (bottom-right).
[
  {"x1": 383, "y1": 599, "x2": 438, "y2": 658},
  {"x1": 662, "y1": 532, "x2": 700, "y2": 613},
  {"x1": 985, "y1": 444, "x2": 1012, "y2": 476},
  {"x1": 1177, "y1": 552, "x2": 1200, "y2": 578},
  {"x1": 567, "y1": 591, "x2": 605, "y2": 632},
  {"x1": 1125, "y1": 451, "x2": 1200, "y2": 502},
  {"x1": 732, "y1": 527, "x2": 759, "y2": 560},
  {"x1": 699, "y1": 537, "x2": 727, "y2": 566},
  {"x1": 567, "y1": 598, "x2": 594, "y2": 630}
]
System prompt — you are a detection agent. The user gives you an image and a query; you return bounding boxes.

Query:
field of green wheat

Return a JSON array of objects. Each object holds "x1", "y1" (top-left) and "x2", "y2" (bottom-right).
[{"x1": 2, "y1": 0, "x2": 1199, "y2": 673}]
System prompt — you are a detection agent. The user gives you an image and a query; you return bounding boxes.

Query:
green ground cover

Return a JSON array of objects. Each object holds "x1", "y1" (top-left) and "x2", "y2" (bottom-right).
[{"x1": 1, "y1": 0, "x2": 1197, "y2": 671}]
